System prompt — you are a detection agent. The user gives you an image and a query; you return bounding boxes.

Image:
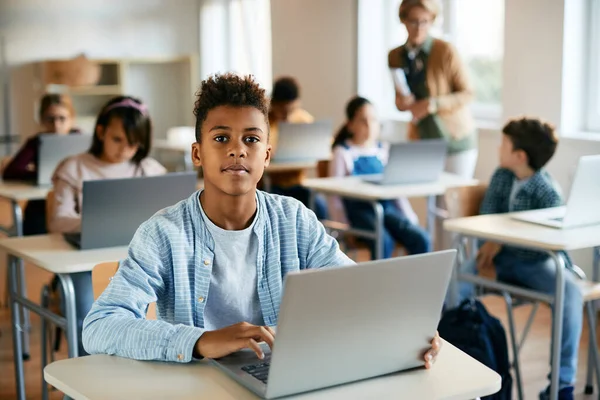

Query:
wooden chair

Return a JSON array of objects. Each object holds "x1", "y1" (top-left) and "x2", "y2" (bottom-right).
[{"x1": 445, "y1": 184, "x2": 600, "y2": 398}]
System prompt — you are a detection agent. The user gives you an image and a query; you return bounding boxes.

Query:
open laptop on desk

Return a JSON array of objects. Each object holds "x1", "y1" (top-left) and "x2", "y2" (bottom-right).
[
  {"x1": 271, "y1": 120, "x2": 333, "y2": 163},
  {"x1": 211, "y1": 250, "x2": 456, "y2": 399},
  {"x1": 64, "y1": 172, "x2": 197, "y2": 249},
  {"x1": 511, "y1": 154, "x2": 600, "y2": 229},
  {"x1": 362, "y1": 139, "x2": 447, "y2": 185},
  {"x1": 37, "y1": 134, "x2": 92, "y2": 186}
]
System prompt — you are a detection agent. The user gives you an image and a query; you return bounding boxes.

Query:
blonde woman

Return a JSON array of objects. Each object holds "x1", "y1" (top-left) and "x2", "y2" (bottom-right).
[{"x1": 389, "y1": 0, "x2": 478, "y2": 178}]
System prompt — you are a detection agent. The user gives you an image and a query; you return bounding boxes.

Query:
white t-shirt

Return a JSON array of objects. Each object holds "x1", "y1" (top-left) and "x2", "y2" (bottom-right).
[{"x1": 199, "y1": 198, "x2": 264, "y2": 331}]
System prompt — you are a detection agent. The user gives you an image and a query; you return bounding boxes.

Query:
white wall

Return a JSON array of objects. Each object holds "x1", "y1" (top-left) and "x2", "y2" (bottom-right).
[
  {"x1": 270, "y1": 0, "x2": 358, "y2": 128},
  {"x1": 0, "y1": 0, "x2": 199, "y2": 143}
]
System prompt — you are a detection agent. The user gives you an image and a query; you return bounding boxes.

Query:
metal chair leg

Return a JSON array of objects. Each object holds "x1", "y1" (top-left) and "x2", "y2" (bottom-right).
[
  {"x1": 585, "y1": 302, "x2": 600, "y2": 396},
  {"x1": 517, "y1": 302, "x2": 539, "y2": 352},
  {"x1": 40, "y1": 286, "x2": 50, "y2": 400},
  {"x1": 503, "y1": 292, "x2": 524, "y2": 400}
]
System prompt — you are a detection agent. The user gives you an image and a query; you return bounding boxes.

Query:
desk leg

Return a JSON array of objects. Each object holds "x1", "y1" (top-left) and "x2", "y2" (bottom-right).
[
  {"x1": 447, "y1": 233, "x2": 464, "y2": 309},
  {"x1": 58, "y1": 274, "x2": 79, "y2": 358},
  {"x1": 426, "y1": 195, "x2": 436, "y2": 241},
  {"x1": 10, "y1": 199, "x2": 30, "y2": 360},
  {"x1": 8, "y1": 255, "x2": 26, "y2": 400},
  {"x1": 372, "y1": 201, "x2": 385, "y2": 260},
  {"x1": 548, "y1": 251, "x2": 566, "y2": 400}
]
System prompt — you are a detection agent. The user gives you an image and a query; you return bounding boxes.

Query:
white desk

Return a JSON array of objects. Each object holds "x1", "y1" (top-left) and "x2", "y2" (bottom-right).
[
  {"x1": 0, "y1": 181, "x2": 51, "y2": 362},
  {"x1": 303, "y1": 173, "x2": 477, "y2": 259},
  {"x1": 44, "y1": 340, "x2": 500, "y2": 400},
  {"x1": 0, "y1": 234, "x2": 128, "y2": 400},
  {"x1": 444, "y1": 213, "x2": 600, "y2": 400}
]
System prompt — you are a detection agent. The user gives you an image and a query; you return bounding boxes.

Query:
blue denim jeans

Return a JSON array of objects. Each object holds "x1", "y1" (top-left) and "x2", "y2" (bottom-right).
[
  {"x1": 343, "y1": 199, "x2": 431, "y2": 259},
  {"x1": 456, "y1": 252, "x2": 583, "y2": 388}
]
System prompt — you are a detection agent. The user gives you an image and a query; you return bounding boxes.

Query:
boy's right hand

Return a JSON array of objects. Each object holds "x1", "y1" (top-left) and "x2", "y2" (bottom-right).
[
  {"x1": 195, "y1": 322, "x2": 276, "y2": 360},
  {"x1": 476, "y1": 242, "x2": 501, "y2": 271}
]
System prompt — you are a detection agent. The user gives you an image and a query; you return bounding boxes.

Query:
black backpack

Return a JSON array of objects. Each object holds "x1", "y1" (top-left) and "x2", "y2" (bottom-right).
[{"x1": 438, "y1": 299, "x2": 513, "y2": 400}]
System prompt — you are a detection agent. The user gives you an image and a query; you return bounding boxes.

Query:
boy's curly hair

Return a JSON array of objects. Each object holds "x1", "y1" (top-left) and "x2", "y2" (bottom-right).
[
  {"x1": 503, "y1": 117, "x2": 558, "y2": 171},
  {"x1": 193, "y1": 73, "x2": 269, "y2": 142}
]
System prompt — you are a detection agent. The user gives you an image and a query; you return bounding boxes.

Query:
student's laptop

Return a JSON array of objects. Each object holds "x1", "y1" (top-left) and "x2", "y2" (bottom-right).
[
  {"x1": 511, "y1": 154, "x2": 600, "y2": 229},
  {"x1": 362, "y1": 140, "x2": 448, "y2": 185},
  {"x1": 63, "y1": 172, "x2": 197, "y2": 249},
  {"x1": 37, "y1": 134, "x2": 92, "y2": 186},
  {"x1": 211, "y1": 250, "x2": 456, "y2": 399},
  {"x1": 271, "y1": 120, "x2": 333, "y2": 163}
]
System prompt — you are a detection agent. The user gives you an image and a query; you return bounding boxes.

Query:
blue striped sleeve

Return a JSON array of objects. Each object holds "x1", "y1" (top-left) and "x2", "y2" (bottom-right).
[
  {"x1": 298, "y1": 204, "x2": 355, "y2": 269},
  {"x1": 82, "y1": 220, "x2": 203, "y2": 363}
]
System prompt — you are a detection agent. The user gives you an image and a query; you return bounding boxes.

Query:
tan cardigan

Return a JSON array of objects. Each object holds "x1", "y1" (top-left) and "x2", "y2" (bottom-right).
[{"x1": 388, "y1": 38, "x2": 476, "y2": 144}]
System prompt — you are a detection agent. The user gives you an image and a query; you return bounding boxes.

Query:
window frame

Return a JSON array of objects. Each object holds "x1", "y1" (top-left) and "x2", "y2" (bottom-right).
[{"x1": 586, "y1": 0, "x2": 600, "y2": 131}]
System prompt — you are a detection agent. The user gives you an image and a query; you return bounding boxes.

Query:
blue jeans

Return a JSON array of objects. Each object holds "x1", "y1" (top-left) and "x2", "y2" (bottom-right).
[
  {"x1": 271, "y1": 185, "x2": 329, "y2": 220},
  {"x1": 343, "y1": 199, "x2": 431, "y2": 259},
  {"x1": 456, "y1": 252, "x2": 583, "y2": 388},
  {"x1": 56, "y1": 271, "x2": 94, "y2": 356}
]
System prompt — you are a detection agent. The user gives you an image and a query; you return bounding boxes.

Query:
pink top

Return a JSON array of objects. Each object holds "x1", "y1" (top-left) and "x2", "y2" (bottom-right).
[{"x1": 49, "y1": 152, "x2": 167, "y2": 233}]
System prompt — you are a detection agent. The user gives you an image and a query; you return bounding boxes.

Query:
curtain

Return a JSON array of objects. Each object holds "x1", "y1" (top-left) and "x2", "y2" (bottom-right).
[{"x1": 199, "y1": 0, "x2": 272, "y2": 90}]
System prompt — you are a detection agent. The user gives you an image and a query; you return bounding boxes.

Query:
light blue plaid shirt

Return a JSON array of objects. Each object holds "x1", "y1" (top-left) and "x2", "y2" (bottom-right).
[{"x1": 82, "y1": 190, "x2": 354, "y2": 362}]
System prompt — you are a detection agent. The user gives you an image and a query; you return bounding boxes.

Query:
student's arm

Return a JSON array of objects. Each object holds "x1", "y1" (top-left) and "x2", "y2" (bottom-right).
[
  {"x1": 82, "y1": 223, "x2": 204, "y2": 362},
  {"x1": 328, "y1": 147, "x2": 350, "y2": 223},
  {"x1": 535, "y1": 177, "x2": 563, "y2": 209},
  {"x1": 298, "y1": 204, "x2": 355, "y2": 269},
  {"x1": 48, "y1": 178, "x2": 81, "y2": 233},
  {"x1": 432, "y1": 43, "x2": 474, "y2": 113},
  {"x1": 2, "y1": 137, "x2": 38, "y2": 181}
]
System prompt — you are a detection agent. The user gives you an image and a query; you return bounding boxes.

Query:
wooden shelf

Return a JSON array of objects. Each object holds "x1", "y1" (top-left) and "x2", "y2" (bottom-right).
[{"x1": 65, "y1": 85, "x2": 122, "y2": 96}]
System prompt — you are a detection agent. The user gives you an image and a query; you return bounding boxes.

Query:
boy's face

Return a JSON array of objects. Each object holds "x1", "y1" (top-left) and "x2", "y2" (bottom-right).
[
  {"x1": 498, "y1": 134, "x2": 526, "y2": 170},
  {"x1": 191, "y1": 106, "x2": 271, "y2": 196}
]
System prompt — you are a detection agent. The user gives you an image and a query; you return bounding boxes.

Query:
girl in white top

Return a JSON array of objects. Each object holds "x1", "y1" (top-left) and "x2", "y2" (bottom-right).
[
  {"x1": 47, "y1": 96, "x2": 166, "y2": 356},
  {"x1": 50, "y1": 96, "x2": 166, "y2": 233},
  {"x1": 329, "y1": 96, "x2": 431, "y2": 259}
]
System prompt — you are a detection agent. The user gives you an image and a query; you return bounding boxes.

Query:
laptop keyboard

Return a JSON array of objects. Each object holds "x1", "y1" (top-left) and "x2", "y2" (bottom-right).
[{"x1": 241, "y1": 360, "x2": 271, "y2": 384}]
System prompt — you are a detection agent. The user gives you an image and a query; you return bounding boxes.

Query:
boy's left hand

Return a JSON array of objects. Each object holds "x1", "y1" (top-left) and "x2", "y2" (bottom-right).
[{"x1": 424, "y1": 331, "x2": 442, "y2": 369}]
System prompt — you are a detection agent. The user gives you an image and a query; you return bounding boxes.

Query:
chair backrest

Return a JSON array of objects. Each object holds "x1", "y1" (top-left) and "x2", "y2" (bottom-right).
[
  {"x1": 317, "y1": 160, "x2": 330, "y2": 178},
  {"x1": 444, "y1": 184, "x2": 488, "y2": 219},
  {"x1": 46, "y1": 190, "x2": 54, "y2": 229},
  {"x1": 92, "y1": 261, "x2": 156, "y2": 320}
]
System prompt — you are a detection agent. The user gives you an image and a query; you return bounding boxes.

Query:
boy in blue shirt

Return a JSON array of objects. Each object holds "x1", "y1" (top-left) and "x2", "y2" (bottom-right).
[
  {"x1": 82, "y1": 73, "x2": 440, "y2": 368},
  {"x1": 460, "y1": 117, "x2": 582, "y2": 400}
]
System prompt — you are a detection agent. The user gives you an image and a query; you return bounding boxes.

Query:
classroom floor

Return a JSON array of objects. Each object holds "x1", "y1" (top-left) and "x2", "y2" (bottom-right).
[{"x1": 0, "y1": 295, "x2": 597, "y2": 400}]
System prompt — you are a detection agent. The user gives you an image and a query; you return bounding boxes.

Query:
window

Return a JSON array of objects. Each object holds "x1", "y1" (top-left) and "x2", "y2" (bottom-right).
[
  {"x1": 358, "y1": 0, "x2": 504, "y2": 122},
  {"x1": 586, "y1": 0, "x2": 600, "y2": 131}
]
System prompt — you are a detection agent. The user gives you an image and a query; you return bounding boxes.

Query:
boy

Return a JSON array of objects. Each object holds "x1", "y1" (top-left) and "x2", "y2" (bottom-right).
[
  {"x1": 82, "y1": 73, "x2": 439, "y2": 367},
  {"x1": 460, "y1": 117, "x2": 582, "y2": 400},
  {"x1": 266, "y1": 76, "x2": 328, "y2": 220}
]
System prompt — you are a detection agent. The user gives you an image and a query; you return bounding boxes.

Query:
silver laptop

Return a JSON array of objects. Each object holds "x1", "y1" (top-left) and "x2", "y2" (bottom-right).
[
  {"x1": 271, "y1": 120, "x2": 333, "y2": 163},
  {"x1": 362, "y1": 140, "x2": 448, "y2": 185},
  {"x1": 64, "y1": 172, "x2": 197, "y2": 250},
  {"x1": 211, "y1": 250, "x2": 456, "y2": 399},
  {"x1": 511, "y1": 154, "x2": 600, "y2": 229},
  {"x1": 37, "y1": 134, "x2": 92, "y2": 186}
]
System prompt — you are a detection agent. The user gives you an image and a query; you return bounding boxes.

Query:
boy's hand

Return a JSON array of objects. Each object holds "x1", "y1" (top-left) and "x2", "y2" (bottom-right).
[
  {"x1": 195, "y1": 322, "x2": 276, "y2": 360},
  {"x1": 424, "y1": 331, "x2": 442, "y2": 369},
  {"x1": 477, "y1": 242, "x2": 501, "y2": 271}
]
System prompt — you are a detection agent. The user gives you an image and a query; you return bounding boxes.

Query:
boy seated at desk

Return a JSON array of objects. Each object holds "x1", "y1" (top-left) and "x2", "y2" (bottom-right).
[
  {"x1": 82, "y1": 73, "x2": 440, "y2": 366},
  {"x1": 458, "y1": 117, "x2": 582, "y2": 400},
  {"x1": 266, "y1": 76, "x2": 328, "y2": 220}
]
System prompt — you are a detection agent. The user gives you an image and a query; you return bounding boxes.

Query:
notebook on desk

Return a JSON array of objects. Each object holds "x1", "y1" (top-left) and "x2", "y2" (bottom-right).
[
  {"x1": 512, "y1": 155, "x2": 600, "y2": 229},
  {"x1": 211, "y1": 250, "x2": 456, "y2": 399},
  {"x1": 272, "y1": 120, "x2": 333, "y2": 163},
  {"x1": 362, "y1": 140, "x2": 447, "y2": 185},
  {"x1": 65, "y1": 172, "x2": 197, "y2": 250},
  {"x1": 37, "y1": 134, "x2": 92, "y2": 186}
]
